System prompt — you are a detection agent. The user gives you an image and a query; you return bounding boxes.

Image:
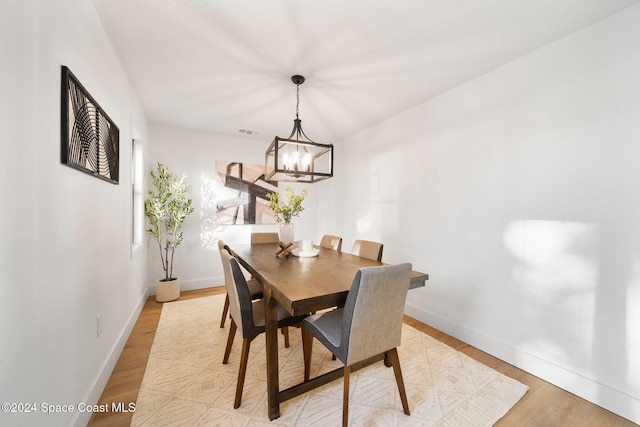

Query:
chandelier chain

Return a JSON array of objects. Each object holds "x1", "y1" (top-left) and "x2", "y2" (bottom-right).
[{"x1": 296, "y1": 83, "x2": 300, "y2": 120}]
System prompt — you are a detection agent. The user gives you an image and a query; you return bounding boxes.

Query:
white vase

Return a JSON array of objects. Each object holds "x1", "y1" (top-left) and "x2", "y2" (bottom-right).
[
  {"x1": 156, "y1": 277, "x2": 180, "y2": 302},
  {"x1": 279, "y1": 222, "x2": 294, "y2": 245}
]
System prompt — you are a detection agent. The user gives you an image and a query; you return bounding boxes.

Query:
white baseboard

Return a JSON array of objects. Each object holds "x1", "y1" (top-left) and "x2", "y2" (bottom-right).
[
  {"x1": 72, "y1": 289, "x2": 148, "y2": 427},
  {"x1": 148, "y1": 276, "x2": 224, "y2": 295},
  {"x1": 404, "y1": 302, "x2": 640, "y2": 425}
]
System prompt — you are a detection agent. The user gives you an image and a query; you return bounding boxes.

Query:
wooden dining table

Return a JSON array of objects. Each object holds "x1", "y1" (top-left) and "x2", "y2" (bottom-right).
[{"x1": 228, "y1": 242, "x2": 429, "y2": 420}]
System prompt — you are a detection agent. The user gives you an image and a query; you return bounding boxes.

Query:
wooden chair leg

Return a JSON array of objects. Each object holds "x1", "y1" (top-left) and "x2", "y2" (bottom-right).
[
  {"x1": 223, "y1": 318, "x2": 237, "y2": 364},
  {"x1": 342, "y1": 365, "x2": 351, "y2": 427},
  {"x1": 220, "y1": 294, "x2": 230, "y2": 328},
  {"x1": 384, "y1": 352, "x2": 391, "y2": 367},
  {"x1": 387, "y1": 348, "x2": 410, "y2": 415},
  {"x1": 302, "y1": 326, "x2": 313, "y2": 381},
  {"x1": 234, "y1": 337, "x2": 252, "y2": 409},
  {"x1": 282, "y1": 326, "x2": 290, "y2": 348}
]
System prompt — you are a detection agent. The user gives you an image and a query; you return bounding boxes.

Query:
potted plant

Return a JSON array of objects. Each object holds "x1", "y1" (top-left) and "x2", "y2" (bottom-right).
[
  {"x1": 144, "y1": 162, "x2": 194, "y2": 302},
  {"x1": 266, "y1": 186, "x2": 308, "y2": 245}
]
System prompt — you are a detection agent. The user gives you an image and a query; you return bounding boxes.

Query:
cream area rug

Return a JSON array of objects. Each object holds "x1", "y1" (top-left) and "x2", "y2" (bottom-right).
[{"x1": 131, "y1": 295, "x2": 528, "y2": 426}]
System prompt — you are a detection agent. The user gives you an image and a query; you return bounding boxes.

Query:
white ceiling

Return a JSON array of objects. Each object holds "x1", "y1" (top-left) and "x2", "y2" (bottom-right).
[{"x1": 92, "y1": 0, "x2": 638, "y2": 143}]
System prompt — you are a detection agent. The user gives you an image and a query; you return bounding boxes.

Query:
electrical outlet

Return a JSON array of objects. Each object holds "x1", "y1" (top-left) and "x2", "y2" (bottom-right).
[{"x1": 97, "y1": 314, "x2": 103, "y2": 338}]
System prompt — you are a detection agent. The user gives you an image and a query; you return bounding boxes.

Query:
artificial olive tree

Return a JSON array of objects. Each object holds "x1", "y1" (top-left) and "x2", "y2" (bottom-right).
[{"x1": 144, "y1": 162, "x2": 194, "y2": 281}]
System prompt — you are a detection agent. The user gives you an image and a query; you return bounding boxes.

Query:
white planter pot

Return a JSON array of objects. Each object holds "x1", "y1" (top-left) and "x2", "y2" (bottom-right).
[{"x1": 156, "y1": 277, "x2": 180, "y2": 302}]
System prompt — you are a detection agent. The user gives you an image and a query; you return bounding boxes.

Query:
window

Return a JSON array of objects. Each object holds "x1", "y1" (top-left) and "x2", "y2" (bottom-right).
[{"x1": 131, "y1": 139, "x2": 144, "y2": 254}]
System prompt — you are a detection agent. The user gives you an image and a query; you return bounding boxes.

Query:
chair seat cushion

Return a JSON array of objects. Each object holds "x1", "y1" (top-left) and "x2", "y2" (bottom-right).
[
  {"x1": 303, "y1": 308, "x2": 346, "y2": 362},
  {"x1": 250, "y1": 299, "x2": 307, "y2": 334}
]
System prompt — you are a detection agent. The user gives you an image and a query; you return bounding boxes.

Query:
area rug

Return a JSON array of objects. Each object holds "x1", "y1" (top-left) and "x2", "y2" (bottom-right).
[{"x1": 131, "y1": 295, "x2": 528, "y2": 426}]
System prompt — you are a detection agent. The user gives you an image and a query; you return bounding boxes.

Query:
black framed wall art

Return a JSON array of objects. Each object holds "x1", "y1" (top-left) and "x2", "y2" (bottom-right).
[{"x1": 61, "y1": 66, "x2": 119, "y2": 184}]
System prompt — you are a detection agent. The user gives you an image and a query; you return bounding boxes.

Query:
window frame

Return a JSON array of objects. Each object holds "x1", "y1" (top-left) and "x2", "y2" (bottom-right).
[{"x1": 131, "y1": 139, "x2": 144, "y2": 257}]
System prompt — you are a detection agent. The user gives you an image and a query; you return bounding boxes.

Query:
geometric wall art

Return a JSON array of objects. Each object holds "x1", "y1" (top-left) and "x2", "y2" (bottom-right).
[
  {"x1": 213, "y1": 160, "x2": 278, "y2": 225},
  {"x1": 60, "y1": 66, "x2": 119, "y2": 184},
  {"x1": 200, "y1": 160, "x2": 279, "y2": 248},
  {"x1": 201, "y1": 160, "x2": 278, "y2": 229}
]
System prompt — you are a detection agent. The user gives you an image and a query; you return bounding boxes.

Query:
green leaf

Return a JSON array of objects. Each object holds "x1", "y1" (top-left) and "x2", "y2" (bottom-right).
[
  {"x1": 144, "y1": 162, "x2": 194, "y2": 279},
  {"x1": 266, "y1": 186, "x2": 308, "y2": 223}
]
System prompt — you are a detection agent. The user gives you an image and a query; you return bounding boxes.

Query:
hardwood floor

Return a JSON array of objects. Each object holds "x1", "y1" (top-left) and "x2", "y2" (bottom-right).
[
  {"x1": 89, "y1": 287, "x2": 636, "y2": 426},
  {"x1": 88, "y1": 287, "x2": 225, "y2": 426}
]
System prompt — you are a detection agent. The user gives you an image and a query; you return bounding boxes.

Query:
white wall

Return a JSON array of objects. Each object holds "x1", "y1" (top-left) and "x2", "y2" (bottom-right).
[
  {"x1": 323, "y1": 4, "x2": 640, "y2": 423},
  {"x1": 0, "y1": 1, "x2": 148, "y2": 426},
  {"x1": 5, "y1": 0, "x2": 632, "y2": 424},
  {"x1": 147, "y1": 124, "x2": 319, "y2": 292}
]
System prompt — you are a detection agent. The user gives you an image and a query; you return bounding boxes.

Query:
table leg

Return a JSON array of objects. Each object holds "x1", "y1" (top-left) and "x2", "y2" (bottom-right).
[{"x1": 264, "y1": 287, "x2": 281, "y2": 420}]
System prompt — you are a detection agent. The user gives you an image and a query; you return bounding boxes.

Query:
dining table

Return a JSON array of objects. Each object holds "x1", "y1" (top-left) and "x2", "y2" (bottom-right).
[{"x1": 227, "y1": 242, "x2": 429, "y2": 420}]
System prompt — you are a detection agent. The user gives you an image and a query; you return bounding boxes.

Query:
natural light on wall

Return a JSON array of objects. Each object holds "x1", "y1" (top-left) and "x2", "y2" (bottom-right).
[
  {"x1": 503, "y1": 220, "x2": 599, "y2": 370},
  {"x1": 200, "y1": 172, "x2": 223, "y2": 250},
  {"x1": 356, "y1": 151, "x2": 401, "y2": 236},
  {"x1": 199, "y1": 172, "x2": 254, "y2": 250}
]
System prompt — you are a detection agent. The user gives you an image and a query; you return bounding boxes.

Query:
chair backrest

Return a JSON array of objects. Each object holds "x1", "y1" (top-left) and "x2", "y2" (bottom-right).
[
  {"x1": 251, "y1": 232, "x2": 279, "y2": 244},
  {"x1": 217, "y1": 239, "x2": 230, "y2": 285},
  {"x1": 220, "y1": 247, "x2": 255, "y2": 338},
  {"x1": 217, "y1": 239, "x2": 235, "y2": 289},
  {"x1": 341, "y1": 263, "x2": 412, "y2": 365},
  {"x1": 351, "y1": 239, "x2": 383, "y2": 262},
  {"x1": 320, "y1": 234, "x2": 342, "y2": 251}
]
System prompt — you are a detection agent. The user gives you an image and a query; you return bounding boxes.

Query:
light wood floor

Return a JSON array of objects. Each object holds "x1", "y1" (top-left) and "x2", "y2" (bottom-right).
[{"x1": 89, "y1": 287, "x2": 637, "y2": 426}]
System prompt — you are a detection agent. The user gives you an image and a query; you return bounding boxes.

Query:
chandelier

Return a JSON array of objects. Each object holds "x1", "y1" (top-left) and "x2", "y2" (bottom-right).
[{"x1": 265, "y1": 75, "x2": 333, "y2": 183}]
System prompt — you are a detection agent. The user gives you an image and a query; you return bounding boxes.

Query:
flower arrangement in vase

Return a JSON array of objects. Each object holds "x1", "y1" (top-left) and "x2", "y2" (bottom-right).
[{"x1": 266, "y1": 186, "x2": 308, "y2": 244}]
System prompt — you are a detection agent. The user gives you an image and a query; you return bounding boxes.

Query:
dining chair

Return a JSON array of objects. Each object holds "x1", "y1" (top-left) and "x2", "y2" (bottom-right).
[
  {"x1": 221, "y1": 250, "x2": 307, "y2": 408},
  {"x1": 249, "y1": 231, "x2": 293, "y2": 345},
  {"x1": 218, "y1": 240, "x2": 263, "y2": 328},
  {"x1": 251, "y1": 232, "x2": 280, "y2": 244},
  {"x1": 219, "y1": 242, "x2": 292, "y2": 346},
  {"x1": 351, "y1": 239, "x2": 383, "y2": 262},
  {"x1": 301, "y1": 263, "x2": 412, "y2": 426},
  {"x1": 319, "y1": 234, "x2": 342, "y2": 251}
]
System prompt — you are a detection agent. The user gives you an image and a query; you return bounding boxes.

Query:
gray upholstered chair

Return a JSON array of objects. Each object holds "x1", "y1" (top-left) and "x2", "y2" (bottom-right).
[
  {"x1": 250, "y1": 232, "x2": 280, "y2": 244},
  {"x1": 302, "y1": 263, "x2": 412, "y2": 426},
  {"x1": 221, "y1": 251, "x2": 307, "y2": 409},
  {"x1": 218, "y1": 240, "x2": 263, "y2": 328},
  {"x1": 249, "y1": 231, "x2": 293, "y2": 344},
  {"x1": 351, "y1": 239, "x2": 383, "y2": 262},
  {"x1": 320, "y1": 234, "x2": 342, "y2": 251}
]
